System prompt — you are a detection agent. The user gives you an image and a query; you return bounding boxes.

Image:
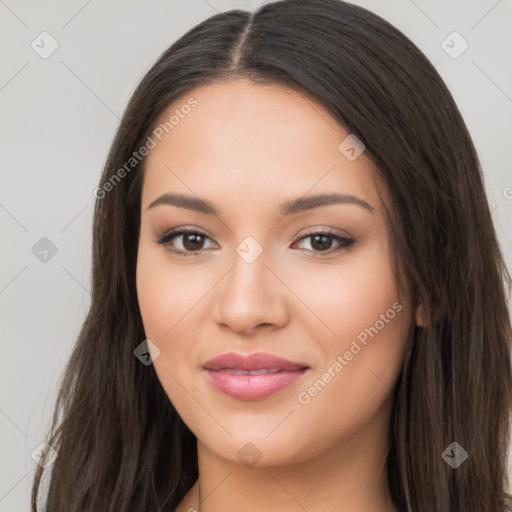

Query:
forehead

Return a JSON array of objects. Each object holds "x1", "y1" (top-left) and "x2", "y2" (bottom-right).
[{"x1": 141, "y1": 78, "x2": 382, "y2": 212}]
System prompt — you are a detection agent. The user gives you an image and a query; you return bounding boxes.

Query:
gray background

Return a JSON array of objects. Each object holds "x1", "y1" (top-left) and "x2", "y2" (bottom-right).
[{"x1": 1, "y1": 0, "x2": 511, "y2": 510}]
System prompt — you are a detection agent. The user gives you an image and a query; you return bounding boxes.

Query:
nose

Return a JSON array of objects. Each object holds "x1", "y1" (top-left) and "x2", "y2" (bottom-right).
[{"x1": 213, "y1": 248, "x2": 290, "y2": 336}]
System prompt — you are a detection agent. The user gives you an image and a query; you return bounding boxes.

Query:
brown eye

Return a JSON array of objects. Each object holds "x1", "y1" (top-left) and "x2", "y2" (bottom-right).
[
  {"x1": 156, "y1": 229, "x2": 217, "y2": 256},
  {"x1": 181, "y1": 232, "x2": 206, "y2": 251},
  {"x1": 293, "y1": 231, "x2": 355, "y2": 254},
  {"x1": 310, "y1": 234, "x2": 334, "y2": 251}
]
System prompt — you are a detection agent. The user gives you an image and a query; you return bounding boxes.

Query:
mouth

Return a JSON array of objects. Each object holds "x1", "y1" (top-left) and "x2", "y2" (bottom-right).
[
  {"x1": 202, "y1": 352, "x2": 310, "y2": 400},
  {"x1": 213, "y1": 368, "x2": 294, "y2": 375}
]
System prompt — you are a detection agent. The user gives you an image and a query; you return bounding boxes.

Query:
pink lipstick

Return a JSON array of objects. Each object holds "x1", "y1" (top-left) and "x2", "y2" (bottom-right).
[{"x1": 202, "y1": 352, "x2": 310, "y2": 401}]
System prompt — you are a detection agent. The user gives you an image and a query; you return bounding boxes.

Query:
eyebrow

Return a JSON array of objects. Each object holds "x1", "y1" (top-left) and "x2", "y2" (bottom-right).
[{"x1": 147, "y1": 192, "x2": 374, "y2": 216}]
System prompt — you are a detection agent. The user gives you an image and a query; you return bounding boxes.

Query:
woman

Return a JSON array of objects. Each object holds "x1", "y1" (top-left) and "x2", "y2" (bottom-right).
[{"x1": 31, "y1": 0, "x2": 512, "y2": 510}]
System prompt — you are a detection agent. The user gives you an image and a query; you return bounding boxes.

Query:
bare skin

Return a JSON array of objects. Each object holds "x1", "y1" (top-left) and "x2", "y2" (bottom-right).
[{"x1": 136, "y1": 78, "x2": 421, "y2": 512}]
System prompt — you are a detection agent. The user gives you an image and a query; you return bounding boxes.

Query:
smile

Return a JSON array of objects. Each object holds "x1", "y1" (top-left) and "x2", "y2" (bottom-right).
[{"x1": 202, "y1": 351, "x2": 311, "y2": 400}]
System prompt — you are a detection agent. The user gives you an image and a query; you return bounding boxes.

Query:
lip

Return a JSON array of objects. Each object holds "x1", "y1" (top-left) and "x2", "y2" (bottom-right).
[{"x1": 202, "y1": 352, "x2": 310, "y2": 401}]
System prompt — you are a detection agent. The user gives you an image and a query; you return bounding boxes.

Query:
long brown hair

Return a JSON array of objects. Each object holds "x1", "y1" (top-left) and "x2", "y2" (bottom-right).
[{"x1": 32, "y1": 1, "x2": 512, "y2": 510}]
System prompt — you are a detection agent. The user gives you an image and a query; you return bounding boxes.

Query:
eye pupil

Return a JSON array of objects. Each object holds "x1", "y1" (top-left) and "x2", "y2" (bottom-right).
[
  {"x1": 183, "y1": 233, "x2": 204, "y2": 251},
  {"x1": 311, "y1": 234, "x2": 332, "y2": 251}
]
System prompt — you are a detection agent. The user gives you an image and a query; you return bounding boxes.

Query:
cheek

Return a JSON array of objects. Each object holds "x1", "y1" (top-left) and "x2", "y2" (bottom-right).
[
  {"x1": 290, "y1": 238, "x2": 407, "y2": 346},
  {"x1": 331, "y1": 258, "x2": 400, "y2": 335},
  {"x1": 136, "y1": 253, "x2": 167, "y2": 340},
  {"x1": 136, "y1": 250, "x2": 196, "y2": 401},
  {"x1": 330, "y1": 245, "x2": 411, "y2": 375},
  {"x1": 294, "y1": 241, "x2": 411, "y2": 424},
  {"x1": 136, "y1": 244, "x2": 204, "y2": 340},
  {"x1": 136, "y1": 245, "x2": 210, "y2": 398}
]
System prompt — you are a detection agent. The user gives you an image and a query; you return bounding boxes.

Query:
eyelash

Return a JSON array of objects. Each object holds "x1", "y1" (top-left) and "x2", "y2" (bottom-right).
[{"x1": 156, "y1": 228, "x2": 355, "y2": 257}]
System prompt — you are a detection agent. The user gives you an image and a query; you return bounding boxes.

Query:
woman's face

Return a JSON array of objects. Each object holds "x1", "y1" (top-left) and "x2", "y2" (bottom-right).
[{"x1": 136, "y1": 78, "x2": 415, "y2": 467}]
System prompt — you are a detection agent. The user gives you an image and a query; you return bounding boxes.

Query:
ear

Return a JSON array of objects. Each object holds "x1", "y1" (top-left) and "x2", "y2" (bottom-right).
[{"x1": 415, "y1": 304, "x2": 426, "y2": 327}]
